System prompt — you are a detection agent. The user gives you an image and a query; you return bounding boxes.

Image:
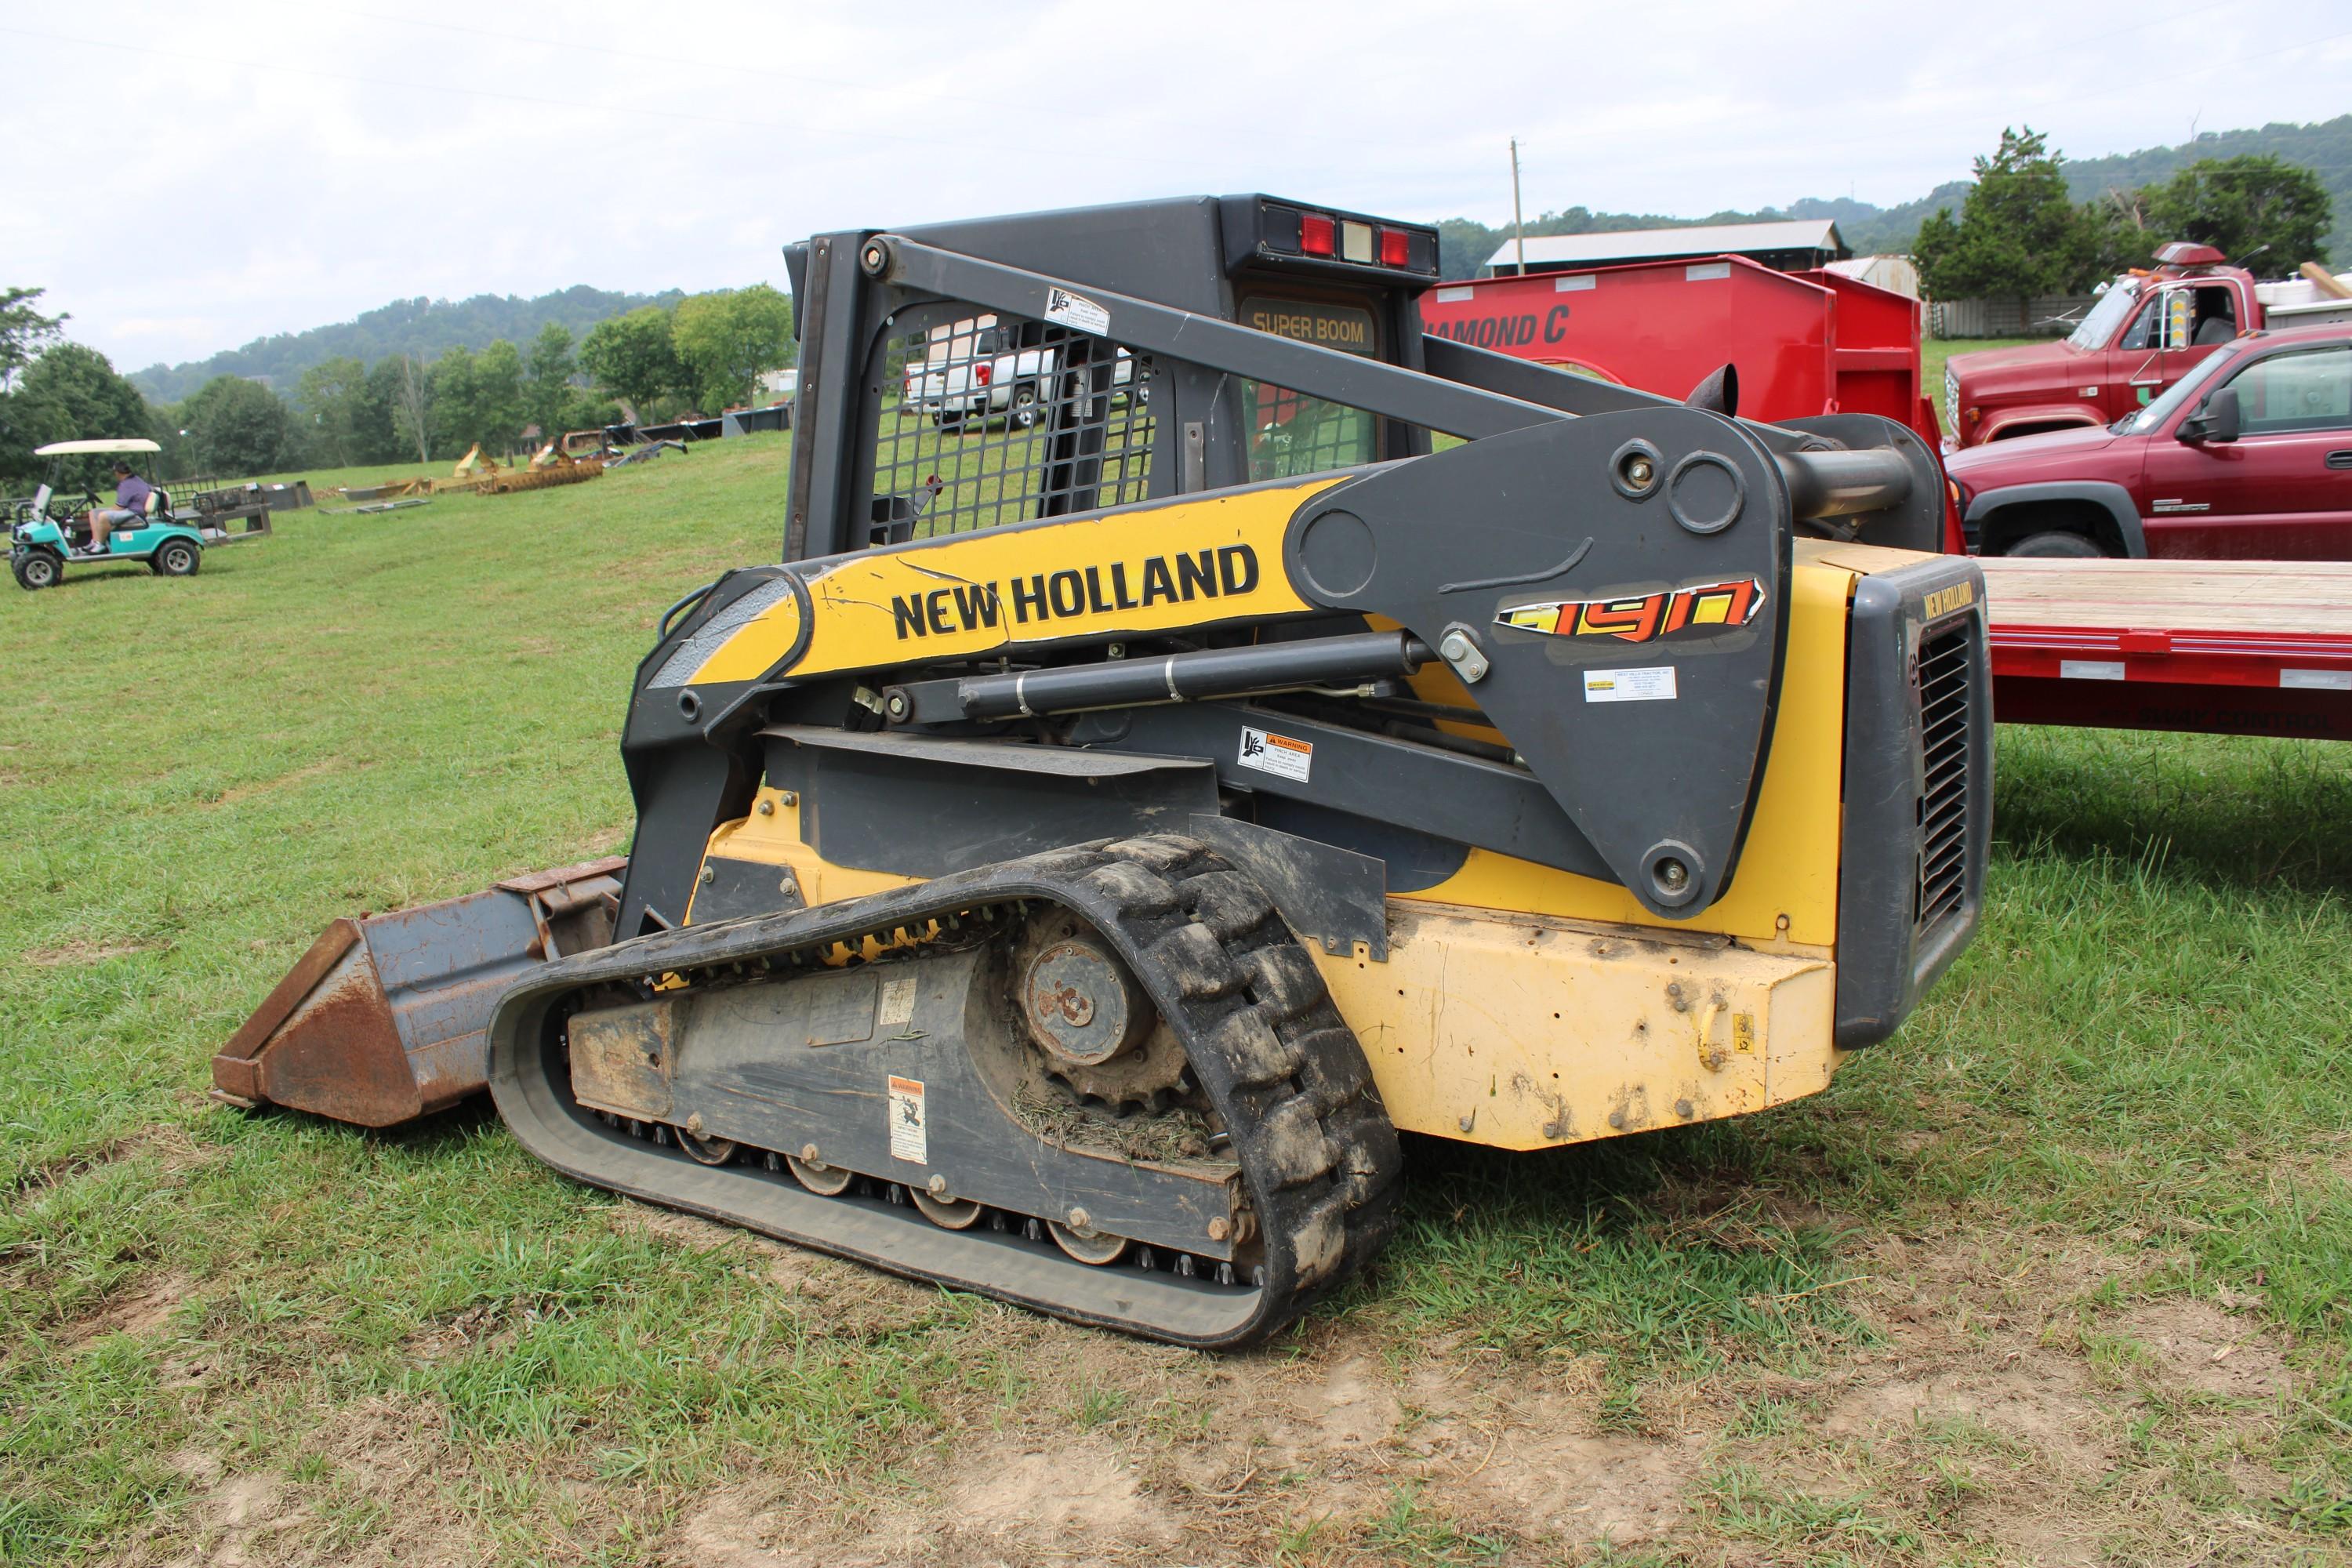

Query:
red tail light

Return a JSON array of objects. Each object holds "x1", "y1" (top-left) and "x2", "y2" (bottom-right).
[
  {"x1": 975, "y1": 362, "x2": 993, "y2": 387},
  {"x1": 1300, "y1": 212, "x2": 1336, "y2": 256},
  {"x1": 1378, "y1": 227, "x2": 1410, "y2": 267}
]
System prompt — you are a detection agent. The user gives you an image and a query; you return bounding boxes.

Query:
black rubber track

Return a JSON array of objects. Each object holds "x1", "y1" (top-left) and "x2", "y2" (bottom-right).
[{"x1": 485, "y1": 834, "x2": 1402, "y2": 1349}]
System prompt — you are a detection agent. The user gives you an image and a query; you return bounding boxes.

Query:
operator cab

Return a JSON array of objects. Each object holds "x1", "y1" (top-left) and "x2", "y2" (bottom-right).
[{"x1": 784, "y1": 194, "x2": 1443, "y2": 557}]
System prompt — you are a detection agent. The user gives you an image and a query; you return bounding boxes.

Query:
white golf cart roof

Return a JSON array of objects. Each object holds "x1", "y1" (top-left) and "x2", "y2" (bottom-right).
[{"x1": 33, "y1": 437, "x2": 161, "y2": 456}]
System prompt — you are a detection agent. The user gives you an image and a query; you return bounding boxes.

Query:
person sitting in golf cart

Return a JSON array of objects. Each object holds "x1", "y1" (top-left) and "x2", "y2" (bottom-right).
[{"x1": 82, "y1": 459, "x2": 153, "y2": 555}]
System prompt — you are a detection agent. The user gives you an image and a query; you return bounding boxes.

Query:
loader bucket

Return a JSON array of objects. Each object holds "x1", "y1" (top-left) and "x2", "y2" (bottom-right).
[{"x1": 211, "y1": 857, "x2": 626, "y2": 1127}]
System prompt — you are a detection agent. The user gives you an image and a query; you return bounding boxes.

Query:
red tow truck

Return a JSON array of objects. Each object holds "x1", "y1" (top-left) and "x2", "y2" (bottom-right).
[{"x1": 1944, "y1": 243, "x2": 2352, "y2": 448}]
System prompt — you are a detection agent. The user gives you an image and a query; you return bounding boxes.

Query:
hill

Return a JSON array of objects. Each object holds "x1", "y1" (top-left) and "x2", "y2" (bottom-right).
[
  {"x1": 129, "y1": 285, "x2": 685, "y2": 403},
  {"x1": 1435, "y1": 114, "x2": 2351, "y2": 278}
]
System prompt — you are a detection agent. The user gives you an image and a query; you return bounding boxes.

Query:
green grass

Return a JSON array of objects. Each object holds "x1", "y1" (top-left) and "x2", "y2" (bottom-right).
[
  {"x1": 1922, "y1": 336, "x2": 2042, "y2": 438},
  {"x1": 4, "y1": 429, "x2": 2350, "y2": 1562}
]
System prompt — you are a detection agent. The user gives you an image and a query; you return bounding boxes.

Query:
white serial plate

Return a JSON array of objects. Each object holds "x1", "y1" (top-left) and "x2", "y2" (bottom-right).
[{"x1": 1584, "y1": 666, "x2": 1677, "y2": 702}]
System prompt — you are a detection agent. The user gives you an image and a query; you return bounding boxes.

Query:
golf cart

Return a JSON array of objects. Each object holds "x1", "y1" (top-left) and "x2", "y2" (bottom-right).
[{"x1": 9, "y1": 439, "x2": 205, "y2": 590}]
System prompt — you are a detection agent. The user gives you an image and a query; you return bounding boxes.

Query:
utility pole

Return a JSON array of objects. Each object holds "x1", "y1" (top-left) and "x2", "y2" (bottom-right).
[{"x1": 1510, "y1": 138, "x2": 1527, "y2": 276}]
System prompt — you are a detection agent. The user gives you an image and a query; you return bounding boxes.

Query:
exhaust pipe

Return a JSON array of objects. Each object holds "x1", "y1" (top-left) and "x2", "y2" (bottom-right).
[{"x1": 211, "y1": 857, "x2": 625, "y2": 1127}]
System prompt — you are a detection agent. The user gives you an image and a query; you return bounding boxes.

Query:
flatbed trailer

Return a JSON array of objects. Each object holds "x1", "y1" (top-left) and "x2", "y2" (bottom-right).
[{"x1": 1980, "y1": 557, "x2": 2352, "y2": 742}]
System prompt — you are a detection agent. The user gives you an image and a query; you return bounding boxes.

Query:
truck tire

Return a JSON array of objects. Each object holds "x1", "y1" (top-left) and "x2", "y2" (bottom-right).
[
  {"x1": 2005, "y1": 530, "x2": 2107, "y2": 559},
  {"x1": 1010, "y1": 386, "x2": 1040, "y2": 430}
]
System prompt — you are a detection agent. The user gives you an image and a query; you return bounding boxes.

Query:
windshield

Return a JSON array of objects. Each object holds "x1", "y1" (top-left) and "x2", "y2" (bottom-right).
[
  {"x1": 2066, "y1": 279, "x2": 2141, "y2": 350},
  {"x1": 2113, "y1": 341, "x2": 2242, "y2": 434}
]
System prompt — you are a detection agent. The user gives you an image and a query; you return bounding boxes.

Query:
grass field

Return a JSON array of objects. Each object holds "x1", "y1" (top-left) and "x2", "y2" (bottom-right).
[{"x1": 5, "y1": 432, "x2": 2350, "y2": 1566}]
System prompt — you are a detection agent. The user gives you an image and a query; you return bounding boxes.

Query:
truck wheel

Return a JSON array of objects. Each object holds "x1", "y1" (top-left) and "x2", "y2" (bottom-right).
[
  {"x1": 155, "y1": 539, "x2": 201, "y2": 577},
  {"x1": 2005, "y1": 530, "x2": 2107, "y2": 559},
  {"x1": 13, "y1": 550, "x2": 60, "y2": 590},
  {"x1": 1009, "y1": 386, "x2": 1040, "y2": 429}
]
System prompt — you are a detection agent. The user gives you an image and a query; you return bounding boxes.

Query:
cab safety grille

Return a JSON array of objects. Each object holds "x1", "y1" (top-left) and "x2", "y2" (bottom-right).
[{"x1": 1914, "y1": 626, "x2": 1973, "y2": 934}]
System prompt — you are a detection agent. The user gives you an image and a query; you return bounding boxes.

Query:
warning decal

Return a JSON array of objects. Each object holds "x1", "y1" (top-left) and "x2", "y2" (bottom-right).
[
  {"x1": 1237, "y1": 725, "x2": 1313, "y2": 782},
  {"x1": 1044, "y1": 285, "x2": 1111, "y2": 337},
  {"x1": 887, "y1": 1075, "x2": 927, "y2": 1163}
]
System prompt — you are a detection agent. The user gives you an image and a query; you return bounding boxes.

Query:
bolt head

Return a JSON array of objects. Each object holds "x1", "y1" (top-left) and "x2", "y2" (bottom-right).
[
  {"x1": 1439, "y1": 630, "x2": 1470, "y2": 660},
  {"x1": 1657, "y1": 858, "x2": 1689, "y2": 891},
  {"x1": 800, "y1": 1143, "x2": 820, "y2": 1161},
  {"x1": 1207, "y1": 1217, "x2": 1231, "y2": 1242},
  {"x1": 685, "y1": 1112, "x2": 706, "y2": 1136},
  {"x1": 927, "y1": 1174, "x2": 947, "y2": 1196},
  {"x1": 699, "y1": 866, "x2": 715, "y2": 884},
  {"x1": 1068, "y1": 1207, "x2": 1092, "y2": 1232},
  {"x1": 757, "y1": 798, "x2": 775, "y2": 815},
  {"x1": 780, "y1": 791, "x2": 798, "y2": 807}
]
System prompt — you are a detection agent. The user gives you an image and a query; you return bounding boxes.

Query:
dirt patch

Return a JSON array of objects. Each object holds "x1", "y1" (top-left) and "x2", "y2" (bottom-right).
[
  {"x1": 946, "y1": 1443, "x2": 1170, "y2": 1550},
  {"x1": 206, "y1": 757, "x2": 346, "y2": 809},
  {"x1": 12, "y1": 1123, "x2": 219, "y2": 1199},
  {"x1": 2115, "y1": 1296, "x2": 2288, "y2": 1402},
  {"x1": 21, "y1": 937, "x2": 158, "y2": 967},
  {"x1": 65, "y1": 1270, "x2": 191, "y2": 1346}
]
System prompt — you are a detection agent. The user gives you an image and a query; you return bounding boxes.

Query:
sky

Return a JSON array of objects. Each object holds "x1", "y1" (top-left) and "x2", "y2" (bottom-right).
[{"x1": 5, "y1": 0, "x2": 2349, "y2": 376}]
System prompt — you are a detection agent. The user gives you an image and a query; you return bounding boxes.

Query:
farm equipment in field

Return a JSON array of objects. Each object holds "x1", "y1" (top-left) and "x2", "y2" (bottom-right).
[{"x1": 215, "y1": 194, "x2": 1991, "y2": 1348}]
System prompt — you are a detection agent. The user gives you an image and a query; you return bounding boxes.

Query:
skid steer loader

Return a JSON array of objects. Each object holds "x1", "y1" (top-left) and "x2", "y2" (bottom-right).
[{"x1": 213, "y1": 195, "x2": 1991, "y2": 1349}]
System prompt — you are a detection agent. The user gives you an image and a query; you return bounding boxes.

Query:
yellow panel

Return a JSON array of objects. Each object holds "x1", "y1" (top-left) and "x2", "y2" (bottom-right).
[
  {"x1": 1316, "y1": 901, "x2": 1839, "y2": 1149},
  {"x1": 689, "y1": 477, "x2": 1342, "y2": 685},
  {"x1": 1396, "y1": 557, "x2": 1858, "y2": 947}
]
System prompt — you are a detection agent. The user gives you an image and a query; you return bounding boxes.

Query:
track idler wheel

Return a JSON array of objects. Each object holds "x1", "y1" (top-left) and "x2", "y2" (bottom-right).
[{"x1": 785, "y1": 1148, "x2": 851, "y2": 1196}]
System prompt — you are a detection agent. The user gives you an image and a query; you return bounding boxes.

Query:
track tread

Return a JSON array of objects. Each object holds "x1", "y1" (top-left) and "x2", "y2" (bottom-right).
[{"x1": 488, "y1": 832, "x2": 1402, "y2": 1348}]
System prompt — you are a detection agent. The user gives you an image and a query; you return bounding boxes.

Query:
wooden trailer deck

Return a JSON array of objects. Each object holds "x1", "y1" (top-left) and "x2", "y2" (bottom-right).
[{"x1": 1976, "y1": 557, "x2": 2352, "y2": 741}]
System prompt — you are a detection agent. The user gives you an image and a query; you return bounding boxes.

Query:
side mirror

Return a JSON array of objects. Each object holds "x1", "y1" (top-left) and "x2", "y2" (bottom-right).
[{"x1": 2180, "y1": 387, "x2": 2241, "y2": 444}]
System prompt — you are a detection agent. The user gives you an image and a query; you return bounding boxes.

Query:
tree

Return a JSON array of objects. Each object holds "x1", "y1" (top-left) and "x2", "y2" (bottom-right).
[
  {"x1": 580, "y1": 306, "x2": 686, "y2": 419},
  {"x1": 525, "y1": 321, "x2": 577, "y2": 438},
  {"x1": 296, "y1": 356, "x2": 377, "y2": 467},
  {"x1": 180, "y1": 375, "x2": 303, "y2": 477},
  {"x1": 1914, "y1": 127, "x2": 2100, "y2": 304},
  {"x1": 390, "y1": 354, "x2": 433, "y2": 463},
  {"x1": 0, "y1": 343, "x2": 151, "y2": 487},
  {"x1": 1, "y1": 286, "x2": 67, "y2": 392},
  {"x1": 432, "y1": 340, "x2": 527, "y2": 455},
  {"x1": 2146, "y1": 154, "x2": 2332, "y2": 267},
  {"x1": 671, "y1": 285, "x2": 795, "y2": 412},
  {"x1": 2078, "y1": 184, "x2": 2160, "y2": 278}
]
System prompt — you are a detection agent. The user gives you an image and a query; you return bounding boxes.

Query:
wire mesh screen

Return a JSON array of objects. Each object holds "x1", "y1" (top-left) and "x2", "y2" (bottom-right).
[
  {"x1": 866, "y1": 311, "x2": 1156, "y2": 544},
  {"x1": 1240, "y1": 383, "x2": 1380, "y2": 481}
]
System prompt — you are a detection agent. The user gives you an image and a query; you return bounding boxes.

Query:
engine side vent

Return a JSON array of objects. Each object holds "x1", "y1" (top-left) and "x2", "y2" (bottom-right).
[{"x1": 1914, "y1": 626, "x2": 1973, "y2": 934}]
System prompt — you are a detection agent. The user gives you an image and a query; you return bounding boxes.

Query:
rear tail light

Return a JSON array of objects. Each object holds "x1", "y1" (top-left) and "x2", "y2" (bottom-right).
[
  {"x1": 975, "y1": 362, "x2": 993, "y2": 387},
  {"x1": 1300, "y1": 212, "x2": 1335, "y2": 256},
  {"x1": 1378, "y1": 227, "x2": 1410, "y2": 267}
]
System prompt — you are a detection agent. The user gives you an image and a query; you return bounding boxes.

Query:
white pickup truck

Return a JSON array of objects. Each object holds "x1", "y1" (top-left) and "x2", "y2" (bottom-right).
[{"x1": 902, "y1": 317, "x2": 1137, "y2": 430}]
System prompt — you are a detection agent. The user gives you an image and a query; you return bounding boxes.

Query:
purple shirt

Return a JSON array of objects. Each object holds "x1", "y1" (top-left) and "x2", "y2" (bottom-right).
[{"x1": 115, "y1": 475, "x2": 152, "y2": 514}]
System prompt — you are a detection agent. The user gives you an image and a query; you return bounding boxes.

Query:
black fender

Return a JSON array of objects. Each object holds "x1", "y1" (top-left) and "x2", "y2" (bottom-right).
[{"x1": 1964, "y1": 481, "x2": 2147, "y2": 557}]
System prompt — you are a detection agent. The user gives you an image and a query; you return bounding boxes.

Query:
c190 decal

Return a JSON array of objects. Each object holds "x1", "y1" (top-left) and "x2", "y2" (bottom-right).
[{"x1": 1496, "y1": 576, "x2": 1766, "y2": 644}]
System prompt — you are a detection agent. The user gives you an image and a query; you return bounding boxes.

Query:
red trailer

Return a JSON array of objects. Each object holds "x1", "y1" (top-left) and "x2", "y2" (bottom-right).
[
  {"x1": 1419, "y1": 254, "x2": 1937, "y2": 445},
  {"x1": 1980, "y1": 557, "x2": 2352, "y2": 742}
]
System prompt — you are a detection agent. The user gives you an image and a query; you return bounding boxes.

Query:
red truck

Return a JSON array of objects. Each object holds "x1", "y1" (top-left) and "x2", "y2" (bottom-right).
[
  {"x1": 1944, "y1": 321, "x2": 2352, "y2": 558},
  {"x1": 1944, "y1": 243, "x2": 2352, "y2": 448}
]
